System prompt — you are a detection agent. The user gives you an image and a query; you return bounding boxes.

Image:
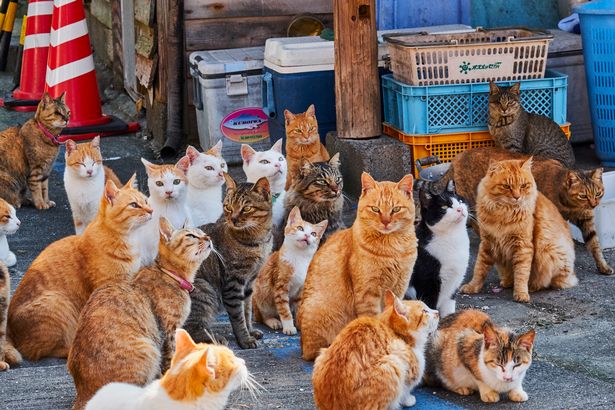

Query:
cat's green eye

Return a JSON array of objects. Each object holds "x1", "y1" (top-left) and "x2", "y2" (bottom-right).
[
  {"x1": 173, "y1": 179, "x2": 181, "y2": 185},
  {"x1": 129, "y1": 202, "x2": 140, "y2": 208},
  {"x1": 441, "y1": 205, "x2": 448, "y2": 210},
  {"x1": 391, "y1": 206, "x2": 401, "y2": 213},
  {"x1": 297, "y1": 226, "x2": 304, "y2": 231},
  {"x1": 243, "y1": 206, "x2": 254, "y2": 213},
  {"x1": 205, "y1": 166, "x2": 214, "y2": 171},
  {"x1": 315, "y1": 180, "x2": 327, "y2": 186},
  {"x1": 578, "y1": 194, "x2": 587, "y2": 199},
  {"x1": 155, "y1": 181, "x2": 164, "y2": 187},
  {"x1": 370, "y1": 206, "x2": 380, "y2": 213},
  {"x1": 311, "y1": 232, "x2": 317, "y2": 237},
  {"x1": 260, "y1": 160, "x2": 270, "y2": 164},
  {"x1": 279, "y1": 157, "x2": 284, "y2": 161}
]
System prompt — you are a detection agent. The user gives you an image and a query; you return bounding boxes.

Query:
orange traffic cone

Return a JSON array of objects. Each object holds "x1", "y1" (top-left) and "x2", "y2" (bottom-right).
[
  {"x1": 0, "y1": 0, "x2": 53, "y2": 112},
  {"x1": 44, "y1": 0, "x2": 138, "y2": 141}
]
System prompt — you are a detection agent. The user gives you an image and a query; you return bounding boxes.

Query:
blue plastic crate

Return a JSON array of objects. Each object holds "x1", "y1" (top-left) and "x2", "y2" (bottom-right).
[
  {"x1": 382, "y1": 69, "x2": 568, "y2": 135},
  {"x1": 576, "y1": 0, "x2": 615, "y2": 166}
]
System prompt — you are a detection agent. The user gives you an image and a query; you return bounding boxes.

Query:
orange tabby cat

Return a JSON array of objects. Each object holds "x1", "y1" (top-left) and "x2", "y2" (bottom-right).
[
  {"x1": 460, "y1": 159, "x2": 577, "y2": 302},
  {"x1": 0, "y1": 261, "x2": 21, "y2": 371},
  {"x1": 298, "y1": 172, "x2": 417, "y2": 360},
  {"x1": 284, "y1": 104, "x2": 330, "y2": 190},
  {"x1": 8, "y1": 177, "x2": 152, "y2": 360},
  {"x1": 425, "y1": 309, "x2": 535, "y2": 403},
  {"x1": 253, "y1": 206, "x2": 327, "y2": 335},
  {"x1": 313, "y1": 291, "x2": 439, "y2": 410}
]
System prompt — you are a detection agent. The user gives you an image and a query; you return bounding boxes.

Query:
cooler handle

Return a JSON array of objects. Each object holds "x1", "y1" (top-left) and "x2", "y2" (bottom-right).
[
  {"x1": 192, "y1": 75, "x2": 203, "y2": 111},
  {"x1": 262, "y1": 71, "x2": 276, "y2": 119}
]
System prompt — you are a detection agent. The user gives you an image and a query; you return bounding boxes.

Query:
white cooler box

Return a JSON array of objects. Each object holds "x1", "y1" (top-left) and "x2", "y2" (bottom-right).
[{"x1": 189, "y1": 47, "x2": 271, "y2": 165}]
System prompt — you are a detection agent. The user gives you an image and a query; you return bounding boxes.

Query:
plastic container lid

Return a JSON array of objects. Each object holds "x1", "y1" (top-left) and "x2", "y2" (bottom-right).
[
  {"x1": 575, "y1": 0, "x2": 615, "y2": 15},
  {"x1": 189, "y1": 47, "x2": 265, "y2": 78}
]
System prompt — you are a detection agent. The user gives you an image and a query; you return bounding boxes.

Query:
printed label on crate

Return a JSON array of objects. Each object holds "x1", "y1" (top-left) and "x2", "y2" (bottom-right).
[
  {"x1": 220, "y1": 108, "x2": 270, "y2": 143},
  {"x1": 449, "y1": 55, "x2": 514, "y2": 78}
]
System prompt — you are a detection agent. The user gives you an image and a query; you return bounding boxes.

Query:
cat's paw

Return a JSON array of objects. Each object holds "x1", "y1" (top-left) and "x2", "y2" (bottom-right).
[
  {"x1": 460, "y1": 283, "x2": 481, "y2": 294},
  {"x1": 283, "y1": 325, "x2": 297, "y2": 336},
  {"x1": 264, "y1": 318, "x2": 282, "y2": 330},
  {"x1": 513, "y1": 292, "x2": 530, "y2": 303},
  {"x1": 401, "y1": 393, "x2": 416, "y2": 407},
  {"x1": 34, "y1": 201, "x2": 50, "y2": 210},
  {"x1": 453, "y1": 387, "x2": 474, "y2": 396},
  {"x1": 250, "y1": 329, "x2": 264, "y2": 339},
  {"x1": 479, "y1": 389, "x2": 500, "y2": 403},
  {"x1": 0, "y1": 361, "x2": 9, "y2": 372},
  {"x1": 599, "y1": 263, "x2": 614, "y2": 275},
  {"x1": 499, "y1": 278, "x2": 513, "y2": 288},
  {"x1": 508, "y1": 388, "x2": 528, "y2": 402},
  {"x1": 47, "y1": 200, "x2": 56, "y2": 208},
  {"x1": 4, "y1": 252, "x2": 16, "y2": 267},
  {"x1": 238, "y1": 337, "x2": 258, "y2": 349}
]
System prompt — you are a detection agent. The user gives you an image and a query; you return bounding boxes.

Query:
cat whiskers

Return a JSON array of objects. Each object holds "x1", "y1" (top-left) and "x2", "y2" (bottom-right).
[
  {"x1": 242, "y1": 371, "x2": 264, "y2": 401},
  {"x1": 209, "y1": 245, "x2": 227, "y2": 270}
]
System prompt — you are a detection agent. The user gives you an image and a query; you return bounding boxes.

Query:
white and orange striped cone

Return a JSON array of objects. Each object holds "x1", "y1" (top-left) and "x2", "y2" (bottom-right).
[
  {"x1": 0, "y1": 0, "x2": 53, "y2": 112},
  {"x1": 45, "y1": 0, "x2": 139, "y2": 141}
]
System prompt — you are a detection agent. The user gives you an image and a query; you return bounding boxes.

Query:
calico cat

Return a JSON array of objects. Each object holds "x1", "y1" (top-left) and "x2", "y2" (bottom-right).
[
  {"x1": 184, "y1": 174, "x2": 273, "y2": 349},
  {"x1": 241, "y1": 139, "x2": 287, "y2": 227},
  {"x1": 68, "y1": 218, "x2": 211, "y2": 410},
  {"x1": 406, "y1": 181, "x2": 469, "y2": 317},
  {"x1": 276, "y1": 154, "x2": 343, "y2": 250},
  {"x1": 0, "y1": 197, "x2": 20, "y2": 267},
  {"x1": 313, "y1": 291, "x2": 439, "y2": 410},
  {"x1": 298, "y1": 172, "x2": 417, "y2": 360},
  {"x1": 449, "y1": 147, "x2": 611, "y2": 274},
  {"x1": 84, "y1": 329, "x2": 253, "y2": 410},
  {"x1": 138, "y1": 158, "x2": 191, "y2": 267},
  {"x1": 64, "y1": 136, "x2": 122, "y2": 234},
  {"x1": 425, "y1": 309, "x2": 535, "y2": 403},
  {"x1": 0, "y1": 92, "x2": 69, "y2": 209},
  {"x1": 8, "y1": 177, "x2": 152, "y2": 360},
  {"x1": 0, "y1": 261, "x2": 22, "y2": 371},
  {"x1": 460, "y1": 159, "x2": 577, "y2": 303},
  {"x1": 253, "y1": 207, "x2": 327, "y2": 335},
  {"x1": 488, "y1": 82, "x2": 575, "y2": 168},
  {"x1": 183, "y1": 142, "x2": 227, "y2": 226},
  {"x1": 284, "y1": 104, "x2": 330, "y2": 190}
]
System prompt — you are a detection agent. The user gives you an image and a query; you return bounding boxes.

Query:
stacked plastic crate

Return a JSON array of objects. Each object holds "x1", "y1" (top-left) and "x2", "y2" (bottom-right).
[{"x1": 381, "y1": 28, "x2": 571, "y2": 177}]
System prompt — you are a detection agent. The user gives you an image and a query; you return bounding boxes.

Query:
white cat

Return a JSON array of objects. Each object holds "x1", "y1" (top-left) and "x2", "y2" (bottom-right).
[
  {"x1": 0, "y1": 198, "x2": 20, "y2": 267},
  {"x1": 85, "y1": 329, "x2": 252, "y2": 410},
  {"x1": 183, "y1": 141, "x2": 227, "y2": 227},
  {"x1": 138, "y1": 158, "x2": 191, "y2": 267},
  {"x1": 241, "y1": 139, "x2": 287, "y2": 227}
]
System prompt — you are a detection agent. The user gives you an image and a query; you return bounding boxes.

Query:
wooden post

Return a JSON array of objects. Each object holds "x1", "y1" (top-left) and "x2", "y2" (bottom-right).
[{"x1": 334, "y1": 0, "x2": 381, "y2": 139}]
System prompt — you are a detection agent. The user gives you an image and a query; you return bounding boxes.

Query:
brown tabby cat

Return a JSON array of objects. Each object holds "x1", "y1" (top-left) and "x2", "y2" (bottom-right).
[
  {"x1": 253, "y1": 207, "x2": 327, "y2": 335},
  {"x1": 460, "y1": 159, "x2": 577, "y2": 303},
  {"x1": 298, "y1": 172, "x2": 417, "y2": 360},
  {"x1": 0, "y1": 92, "x2": 70, "y2": 209},
  {"x1": 448, "y1": 147, "x2": 611, "y2": 274},
  {"x1": 488, "y1": 82, "x2": 574, "y2": 167},
  {"x1": 425, "y1": 309, "x2": 536, "y2": 403},
  {"x1": 0, "y1": 261, "x2": 21, "y2": 371},
  {"x1": 313, "y1": 291, "x2": 439, "y2": 410},
  {"x1": 284, "y1": 104, "x2": 330, "y2": 190},
  {"x1": 68, "y1": 218, "x2": 211, "y2": 410},
  {"x1": 8, "y1": 176, "x2": 152, "y2": 360}
]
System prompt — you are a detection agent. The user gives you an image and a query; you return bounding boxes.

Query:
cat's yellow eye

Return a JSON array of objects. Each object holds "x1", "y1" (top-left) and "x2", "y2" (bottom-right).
[
  {"x1": 155, "y1": 181, "x2": 164, "y2": 187},
  {"x1": 370, "y1": 206, "x2": 380, "y2": 213},
  {"x1": 316, "y1": 180, "x2": 327, "y2": 186},
  {"x1": 205, "y1": 166, "x2": 214, "y2": 171},
  {"x1": 259, "y1": 160, "x2": 270, "y2": 164},
  {"x1": 502, "y1": 184, "x2": 511, "y2": 190},
  {"x1": 297, "y1": 226, "x2": 304, "y2": 232},
  {"x1": 311, "y1": 232, "x2": 317, "y2": 237},
  {"x1": 223, "y1": 205, "x2": 232, "y2": 213},
  {"x1": 441, "y1": 205, "x2": 448, "y2": 210},
  {"x1": 521, "y1": 183, "x2": 529, "y2": 189},
  {"x1": 173, "y1": 179, "x2": 181, "y2": 185},
  {"x1": 391, "y1": 206, "x2": 401, "y2": 213},
  {"x1": 243, "y1": 206, "x2": 254, "y2": 213},
  {"x1": 578, "y1": 194, "x2": 587, "y2": 199}
]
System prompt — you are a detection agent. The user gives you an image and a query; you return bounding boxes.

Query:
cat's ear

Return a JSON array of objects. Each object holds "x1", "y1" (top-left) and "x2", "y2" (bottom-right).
[
  {"x1": 482, "y1": 322, "x2": 499, "y2": 350},
  {"x1": 64, "y1": 139, "x2": 77, "y2": 156},
  {"x1": 592, "y1": 167, "x2": 604, "y2": 182},
  {"x1": 287, "y1": 206, "x2": 302, "y2": 226},
  {"x1": 90, "y1": 136, "x2": 101, "y2": 150},
  {"x1": 396, "y1": 174, "x2": 414, "y2": 198},
  {"x1": 516, "y1": 329, "x2": 536, "y2": 352},
  {"x1": 306, "y1": 104, "x2": 316, "y2": 118},
  {"x1": 284, "y1": 109, "x2": 296, "y2": 125},
  {"x1": 384, "y1": 290, "x2": 407, "y2": 318},
  {"x1": 328, "y1": 152, "x2": 341, "y2": 168},
  {"x1": 521, "y1": 157, "x2": 533, "y2": 172},
  {"x1": 487, "y1": 159, "x2": 503, "y2": 176},
  {"x1": 174, "y1": 329, "x2": 197, "y2": 354},
  {"x1": 383, "y1": 289, "x2": 396, "y2": 309},
  {"x1": 186, "y1": 145, "x2": 200, "y2": 164},
  {"x1": 566, "y1": 170, "x2": 580, "y2": 188},
  {"x1": 159, "y1": 217, "x2": 175, "y2": 242},
  {"x1": 446, "y1": 179, "x2": 456, "y2": 194},
  {"x1": 104, "y1": 180, "x2": 120, "y2": 205},
  {"x1": 41, "y1": 92, "x2": 53, "y2": 107},
  {"x1": 199, "y1": 347, "x2": 217, "y2": 379},
  {"x1": 271, "y1": 138, "x2": 284, "y2": 153},
  {"x1": 223, "y1": 172, "x2": 236, "y2": 191},
  {"x1": 361, "y1": 172, "x2": 377, "y2": 196},
  {"x1": 241, "y1": 144, "x2": 257, "y2": 164},
  {"x1": 300, "y1": 157, "x2": 313, "y2": 176},
  {"x1": 419, "y1": 187, "x2": 432, "y2": 205},
  {"x1": 315, "y1": 219, "x2": 329, "y2": 236},
  {"x1": 254, "y1": 177, "x2": 271, "y2": 196},
  {"x1": 124, "y1": 173, "x2": 138, "y2": 190},
  {"x1": 489, "y1": 81, "x2": 499, "y2": 95},
  {"x1": 176, "y1": 156, "x2": 191, "y2": 175},
  {"x1": 510, "y1": 82, "x2": 521, "y2": 95},
  {"x1": 141, "y1": 158, "x2": 156, "y2": 175},
  {"x1": 207, "y1": 140, "x2": 223, "y2": 157},
  {"x1": 57, "y1": 91, "x2": 67, "y2": 104}
]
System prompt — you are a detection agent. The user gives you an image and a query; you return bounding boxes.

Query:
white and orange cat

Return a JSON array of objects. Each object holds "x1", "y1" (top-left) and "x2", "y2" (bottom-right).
[
  {"x1": 0, "y1": 198, "x2": 20, "y2": 267},
  {"x1": 241, "y1": 139, "x2": 287, "y2": 227},
  {"x1": 84, "y1": 329, "x2": 254, "y2": 410},
  {"x1": 253, "y1": 206, "x2": 327, "y2": 335},
  {"x1": 138, "y1": 158, "x2": 191, "y2": 267},
  {"x1": 182, "y1": 141, "x2": 227, "y2": 226},
  {"x1": 64, "y1": 136, "x2": 122, "y2": 234}
]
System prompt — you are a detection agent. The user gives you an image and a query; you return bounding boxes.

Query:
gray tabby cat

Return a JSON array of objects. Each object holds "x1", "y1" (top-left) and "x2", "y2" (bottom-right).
[
  {"x1": 488, "y1": 82, "x2": 575, "y2": 168},
  {"x1": 184, "y1": 174, "x2": 272, "y2": 349},
  {"x1": 274, "y1": 153, "x2": 344, "y2": 250}
]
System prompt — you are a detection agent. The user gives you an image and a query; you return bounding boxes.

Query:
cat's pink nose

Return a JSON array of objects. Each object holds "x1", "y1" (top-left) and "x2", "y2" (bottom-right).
[
  {"x1": 275, "y1": 163, "x2": 281, "y2": 169},
  {"x1": 87, "y1": 170, "x2": 93, "y2": 176},
  {"x1": 165, "y1": 191, "x2": 173, "y2": 196},
  {"x1": 218, "y1": 172, "x2": 224, "y2": 177},
  {"x1": 504, "y1": 376, "x2": 513, "y2": 382}
]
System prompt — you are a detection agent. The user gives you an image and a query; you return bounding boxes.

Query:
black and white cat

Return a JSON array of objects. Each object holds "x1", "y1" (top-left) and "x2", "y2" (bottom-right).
[{"x1": 406, "y1": 181, "x2": 469, "y2": 317}]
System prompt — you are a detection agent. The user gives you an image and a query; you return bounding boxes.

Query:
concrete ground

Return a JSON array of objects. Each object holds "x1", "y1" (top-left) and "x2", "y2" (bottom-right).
[{"x1": 1, "y1": 71, "x2": 615, "y2": 410}]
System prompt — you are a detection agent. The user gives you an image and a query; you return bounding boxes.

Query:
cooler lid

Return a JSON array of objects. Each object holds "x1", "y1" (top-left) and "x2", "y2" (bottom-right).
[{"x1": 189, "y1": 46, "x2": 265, "y2": 78}]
